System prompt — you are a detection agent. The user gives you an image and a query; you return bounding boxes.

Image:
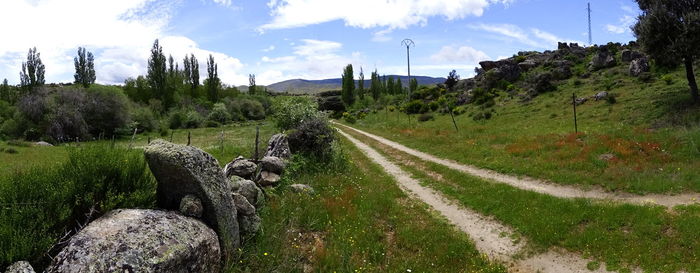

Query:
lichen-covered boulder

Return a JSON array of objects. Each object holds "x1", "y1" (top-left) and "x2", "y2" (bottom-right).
[
  {"x1": 180, "y1": 194, "x2": 203, "y2": 218},
  {"x1": 223, "y1": 156, "x2": 257, "y2": 179},
  {"x1": 238, "y1": 214, "x2": 261, "y2": 240},
  {"x1": 45, "y1": 209, "x2": 220, "y2": 273},
  {"x1": 629, "y1": 57, "x2": 650, "y2": 77},
  {"x1": 589, "y1": 50, "x2": 617, "y2": 71},
  {"x1": 4, "y1": 261, "x2": 34, "y2": 273},
  {"x1": 259, "y1": 156, "x2": 286, "y2": 174},
  {"x1": 232, "y1": 193, "x2": 256, "y2": 216},
  {"x1": 264, "y1": 134, "x2": 291, "y2": 159},
  {"x1": 230, "y1": 177, "x2": 265, "y2": 209},
  {"x1": 144, "y1": 139, "x2": 238, "y2": 260},
  {"x1": 258, "y1": 171, "x2": 281, "y2": 187}
]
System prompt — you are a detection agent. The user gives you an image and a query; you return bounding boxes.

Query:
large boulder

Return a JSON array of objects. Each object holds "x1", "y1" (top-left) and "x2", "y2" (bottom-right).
[
  {"x1": 264, "y1": 134, "x2": 291, "y2": 160},
  {"x1": 223, "y1": 156, "x2": 257, "y2": 179},
  {"x1": 143, "y1": 140, "x2": 239, "y2": 260},
  {"x1": 230, "y1": 176, "x2": 265, "y2": 209},
  {"x1": 4, "y1": 261, "x2": 34, "y2": 273},
  {"x1": 260, "y1": 156, "x2": 286, "y2": 174},
  {"x1": 232, "y1": 193, "x2": 261, "y2": 240},
  {"x1": 45, "y1": 209, "x2": 220, "y2": 273},
  {"x1": 479, "y1": 59, "x2": 520, "y2": 83},
  {"x1": 589, "y1": 49, "x2": 617, "y2": 71},
  {"x1": 629, "y1": 57, "x2": 650, "y2": 77},
  {"x1": 258, "y1": 171, "x2": 281, "y2": 187},
  {"x1": 621, "y1": 49, "x2": 645, "y2": 62}
]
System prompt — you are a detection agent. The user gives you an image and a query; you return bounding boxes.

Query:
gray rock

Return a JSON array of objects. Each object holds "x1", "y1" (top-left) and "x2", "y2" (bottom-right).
[
  {"x1": 4, "y1": 261, "x2": 34, "y2": 273},
  {"x1": 621, "y1": 49, "x2": 645, "y2": 62},
  {"x1": 258, "y1": 171, "x2": 281, "y2": 187},
  {"x1": 238, "y1": 214, "x2": 261, "y2": 240},
  {"x1": 33, "y1": 141, "x2": 53, "y2": 147},
  {"x1": 260, "y1": 156, "x2": 286, "y2": 174},
  {"x1": 232, "y1": 193, "x2": 256, "y2": 216},
  {"x1": 144, "y1": 139, "x2": 239, "y2": 261},
  {"x1": 230, "y1": 177, "x2": 265, "y2": 209},
  {"x1": 594, "y1": 91, "x2": 609, "y2": 101},
  {"x1": 290, "y1": 184, "x2": 315, "y2": 194},
  {"x1": 45, "y1": 209, "x2": 220, "y2": 273},
  {"x1": 574, "y1": 97, "x2": 588, "y2": 106},
  {"x1": 589, "y1": 51, "x2": 617, "y2": 71},
  {"x1": 223, "y1": 156, "x2": 257, "y2": 179},
  {"x1": 629, "y1": 57, "x2": 650, "y2": 77},
  {"x1": 264, "y1": 134, "x2": 291, "y2": 159},
  {"x1": 518, "y1": 59, "x2": 538, "y2": 72},
  {"x1": 180, "y1": 194, "x2": 203, "y2": 218}
]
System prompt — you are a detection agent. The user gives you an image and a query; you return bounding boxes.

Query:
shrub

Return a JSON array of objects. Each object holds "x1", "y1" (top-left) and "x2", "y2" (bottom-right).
[
  {"x1": 473, "y1": 110, "x2": 493, "y2": 121},
  {"x1": 3, "y1": 147, "x2": 18, "y2": 154},
  {"x1": 273, "y1": 98, "x2": 320, "y2": 131},
  {"x1": 184, "y1": 110, "x2": 203, "y2": 128},
  {"x1": 131, "y1": 106, "x2": 157, "y2": 132},
  {"x1": 83, "y1": 87, "x2": 130, "y2": 137},
  {"x1": 288, "y1": 117, "x2": 336, "y2": 158},
  {"x1": 428, "y1": 101, "x2": 440, "y2": 112},
  {"x1": 404, "y1": 100, "x2": 424, "y2": 114},
  {"x1": 205, "y1": 120, "x2": 221, "y2": 128},
  {"x1": 239, "y1": 99, "x2": 265, "y2": 120},
  {"x1": 207, "y1": 103, "x2": 231, "y2": 124},
  {"x1": 342, "y1": 112, "x2": 356, "y2": 124},
  {"x1": 168, "y1": 110, "x2": 186, "y2": 129},
  {"x1": 418, "y1": 113, "x2": 434, "y2": 122},
  {"x1": 0, "y1": 145, "x2": 156, "y2": 269},
  {"x1": 661, "y1": 74, "x2": 674, "y2": 85},
  {"x1": 388, "y1": 105, "x2": 396, "y2": 112}
]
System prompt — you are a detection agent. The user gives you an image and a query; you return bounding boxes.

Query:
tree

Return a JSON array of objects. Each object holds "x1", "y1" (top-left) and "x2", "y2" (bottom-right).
[
  {"x1": 341, "y1": 64, "x2": 355, "y2": 106},
  {"x1": 183, "y1": 54, "x2": 200, "y2": 98},
  {"x1": 633, "y1": 0, "x2": 700, "y2": 103},
  {"x1": 206, "y1": 54, "x2": 220, "y2": 102},
  {"x1": 370, "y1": 70, "x2": 381, "y2": 101},
  {"x1": 410, "y1": 77, "x2": 418, "y2": 94},
  {"x1": 249, "y1": 74, "x2": 256, "y2": 95},
  {"x1": 395, "y1": 77, "x2": 403, "y2": 95},
  {"x1": 386, "y1": 76, "x2": 395, "y2": 95},
  {"x1": 445, "y1": 70, "x2": 460, "y2": 91},
  {"x1": 19, "y1": 47, "x2": 45, "y2": 91},
  {"x1": 358, "y1": 67, "x2": 365, "y2": 100},
  {"x1": 74, "y1": 47, "x2": 96, "y2": 88},
  {"x1": 147, "y1": 39, "x2": 170, "y2": 109},
  {"x1": 0, "y1": 79, "x2": 10, "y2": 102}
]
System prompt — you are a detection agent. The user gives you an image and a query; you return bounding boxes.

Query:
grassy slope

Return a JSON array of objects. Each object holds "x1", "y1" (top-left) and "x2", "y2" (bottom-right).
[
  {"x1": 345, "y1": 64, "x2": 700, "y2": 194},
  {"x1": 228, "y1": 137, "x2": 505, "y2": 273},
  {"x1": 344, "y1": 127, "x2": 700, "y2": 273}
]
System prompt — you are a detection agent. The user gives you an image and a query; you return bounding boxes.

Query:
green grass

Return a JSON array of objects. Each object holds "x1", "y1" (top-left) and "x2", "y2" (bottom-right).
[
  {"x1": 0, "y1": 141, "x2": 69, "y2": 174},
  {"x1": 344, "y1": 66, "x2": 700, "y2": 194},
  {"x1": 344, "y1": 128, "x2": 700, "y2": 272},
  {"x1": 228, "y1": 137, "x2": 505, "y2": 273}
]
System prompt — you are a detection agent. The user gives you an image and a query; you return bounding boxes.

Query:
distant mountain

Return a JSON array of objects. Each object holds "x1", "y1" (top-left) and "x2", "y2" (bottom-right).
[{"x1": 267, "y1": 75, "x2": 446, "y2": 94}]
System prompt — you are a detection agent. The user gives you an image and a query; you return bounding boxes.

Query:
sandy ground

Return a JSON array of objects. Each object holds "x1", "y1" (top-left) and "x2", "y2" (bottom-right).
[
  {"x1": 334, "y1": 122, "x2": 700, "y2": 208},
  {"x1": 337, "y1": 129, "x2": 623, "y2": 273}
]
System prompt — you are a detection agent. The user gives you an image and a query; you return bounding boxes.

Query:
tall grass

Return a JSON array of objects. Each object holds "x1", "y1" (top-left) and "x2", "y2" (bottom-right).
[{"x1": 0, "y1": 145, "x2": 156, "y2": 270}]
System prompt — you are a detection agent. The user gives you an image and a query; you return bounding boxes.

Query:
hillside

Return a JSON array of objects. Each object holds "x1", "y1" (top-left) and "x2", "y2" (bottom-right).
[{"x1": 267, "y1": 75, "x2": 446, "y2": 94}]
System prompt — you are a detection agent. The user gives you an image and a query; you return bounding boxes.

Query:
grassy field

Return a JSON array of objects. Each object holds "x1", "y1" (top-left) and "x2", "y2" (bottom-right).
[
  {"x1": 343, "y1": 127, "x2": 700, "y2": 273},
  {"x1": 343, "y1": 65, "x2": 700, "y2": 194},
  {"x1": 229, "y1": 136, "x2": 505, "y2": 273}
]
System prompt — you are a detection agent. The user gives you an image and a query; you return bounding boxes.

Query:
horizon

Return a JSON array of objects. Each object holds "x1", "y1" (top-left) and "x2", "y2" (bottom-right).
[{"x1": 0, "y1": 0, "x2": 638, "y2": 86}]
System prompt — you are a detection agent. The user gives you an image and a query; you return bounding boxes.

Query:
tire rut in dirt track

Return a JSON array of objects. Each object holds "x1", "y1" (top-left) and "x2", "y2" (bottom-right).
[
  {"x1": 334, "y1": 122, "x2": 700, "y2": 208},
  {"x1": 337, "y1": 129, "x2": 621, "y2": 273}
]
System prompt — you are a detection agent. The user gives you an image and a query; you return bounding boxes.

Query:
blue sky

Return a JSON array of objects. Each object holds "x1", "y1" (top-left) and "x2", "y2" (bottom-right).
[{"x1": 0, "y1": 0, "x2": 639, "y2": 86}]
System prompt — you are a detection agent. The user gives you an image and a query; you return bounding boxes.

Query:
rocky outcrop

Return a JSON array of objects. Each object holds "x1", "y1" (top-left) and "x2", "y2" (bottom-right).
[
  {"x1": 589, "y1": 48, "x2": 617, "y2": 71},
  {"x1": 223, "y1": 156, "x2": 257, "y2": 179},
  {"x1": 479, "y1": 60, "x2": 521, "y2": 83},
  {"x1": 144, "y1": 140, "x2": 239, "y2": 260},
  {"x1": 260, "y1": 156, "x2": 286, "y2": 174},
  {"x1": 629, "y1": 57, "x2": 650, "y2": 77},
  {"x1": 264, "y1": 134, "x2": 291, "y2": 160},
  {"x1": 45, "y1": 209, "x2": 220, "y2": 273},
  {"x1": 621, "y1": 49, "x2": 645, "y2": 62},
  {"x1": 180, "y1": 194, "x2": 204, "y2": 218},
  {"x1": 3, "y1": 261, "x2": 34, "y2": 273}
]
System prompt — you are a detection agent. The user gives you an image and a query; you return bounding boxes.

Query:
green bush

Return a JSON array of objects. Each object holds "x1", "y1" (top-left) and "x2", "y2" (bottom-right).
[
  {"x1": 404, "y1": 100, "x2": 424, "y2": 115},
  {"x1": 342, "y1": 112, "x2": 356, "y2": 124},
  {"x1": 168, "y1": 110, "x2": 186, "y2": 129},
  {"x1": 273, "y1": 98, "x2": 320, "y2": 131},
  {"x1": 661, "y1": 74, "x2": 674, "y2": 85},
  {"x1": 288, "y1": 117, "x2": 336, "y2": 158},
  {"x1": 130, "y1": 106, "x2": 157, "y2": 132},
  {"x1": 207, "y1": 103, "x2": 231, "y2": 124},
  {"x1": 239, "y1": 99, "x2": 265, "y2": 120},
  {"x1": 0, "y1": 145, "x2": 156, "y2": 269},
  {"x1": 184, "y1": 110, "x2": 203, "y2": 129}
]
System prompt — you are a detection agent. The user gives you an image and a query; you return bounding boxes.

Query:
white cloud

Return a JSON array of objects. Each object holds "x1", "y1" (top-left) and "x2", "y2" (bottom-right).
[
  {"x1": 470, "y1": 23, "x2": 582, "y2": 49},
  {"x1": 254, "y1": 39, "x2": 364, "y2": 85},
  {"x1": 260, "y1": 0, "x2": 514, "y2": 31},
  {"x1": 0, "y1": 0, "x2": 246, "y2": 85},
  {"x1": 430, "y1": 45, "x2": 490, "y2": 64},
  {"x1": 606, "y1": 14, "x2": 636, "y2": 35},
  {"x1": 372, "y1": 29, "x2": 393, "y2": 42},
  {"x1": 262, "y1": 45, "x2": 276, "y2": 52},
  {"x1": 212, "y1": 0, "x2": 232, "y2": 7}
]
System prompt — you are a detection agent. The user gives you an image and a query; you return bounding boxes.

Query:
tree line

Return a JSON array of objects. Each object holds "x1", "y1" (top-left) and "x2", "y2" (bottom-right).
[{"x1": 340, "y1": 64, "x2": 418, "y2": 107}]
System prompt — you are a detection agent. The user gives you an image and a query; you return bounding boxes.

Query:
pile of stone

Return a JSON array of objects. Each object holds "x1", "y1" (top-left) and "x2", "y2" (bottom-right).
[{"x1": 7, "y1": 134, "x2": 296, "y2": 273}]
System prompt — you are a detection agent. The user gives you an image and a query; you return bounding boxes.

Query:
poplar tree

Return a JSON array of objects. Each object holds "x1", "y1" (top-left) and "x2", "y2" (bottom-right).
[
  {"x1": 19, "y1": 47, "x2": 45, "y2": 92},
  {"x1": 74, "y1": 47, "x2": 96, "y2": 88},
  {"x1": 249, "y1": 74, "x2": 256, "y2": 95},
  {"x1": 358, "y1": 67, "x2": 365, "y2": 100},
  {"x1": 341, "y1": 64, "x2": 355, "y2": 106},
  {"x1": 147, "y1": 39, "x2": 170, "y2": 108},
  {"x1": 206, "y1": 54, "x2": 220, "y2": 102},
  {"x1": 386, "y1": 76, "x2": 395, "y2": 95},
  {"x1": 370, "y1": 70, "x2": 381, "y2": 101},
  {"x1": 183, "y1": 54, "x2": 200, "y2": 97}
]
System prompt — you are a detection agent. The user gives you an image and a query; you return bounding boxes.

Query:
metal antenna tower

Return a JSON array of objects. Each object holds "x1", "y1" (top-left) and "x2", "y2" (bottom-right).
[
  {"x1": 401, "y1": 38, "x2": 415, "y2": 98},
  {"x1": 587, "y1": 2, "x2": 592, "y2": 46}
]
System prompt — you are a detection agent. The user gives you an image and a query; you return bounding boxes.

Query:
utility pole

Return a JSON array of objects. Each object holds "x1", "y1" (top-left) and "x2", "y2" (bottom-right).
[
  {"x1": 587, "y1": 2, "x2": 592, "y2": 46},
  {"x1": 401, "y1": 39, "x2": 415, "y2": 99}
]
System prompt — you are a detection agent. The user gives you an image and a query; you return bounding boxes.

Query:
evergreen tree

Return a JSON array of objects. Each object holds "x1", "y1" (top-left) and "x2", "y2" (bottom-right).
[
  {"x1": 370, "y1": 70, "x2": 381, "y2": 101},
  {"x1": 341, "y1": 64, "x2": 355, "y2": 106},
  {"x1": 633, "y1": 0, "x2": 700, "y2": 103},
  {"x1": 386, "y1": 76, "x2": 395, "y2": 95},
  {"x1": 410, "y1": 77, "x2": 418, "y2": 94},
  {"x1": 74, "y1": 47, "x2": 96, "y2": 88},
  {"x1": 19, "y1": 47, "x2": 45, "y2": 92},
  {"x1": 249, "y1": 74, "x2": 256, "y2": 95},
  {"x1": 445, "y1": 70, "x2": 460, "y2": 91},
  {"x1": 206, "y1": 54, "x2": 220, "y2": 102},
  {"x1": 395, "y1": 77, "x2": 403, "y2": 95},
  {"x1": 358, "y1": 67, "x2": 365, "y2": 100},
  {"x1": 147, "y1": 39, "x2": 171, "y2": 109},
  {"x1": 0, "y1": 79, "x2": 9, "y2": 102}
]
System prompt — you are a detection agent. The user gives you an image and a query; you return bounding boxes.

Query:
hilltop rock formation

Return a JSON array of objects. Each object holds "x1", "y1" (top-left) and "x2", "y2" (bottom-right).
[
  {"x1": 44, "y1": 209, "x2": 220, "y2": 273},
  {"x1": 144, "y1": 140, "x2": 239, "y2": 260}
]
